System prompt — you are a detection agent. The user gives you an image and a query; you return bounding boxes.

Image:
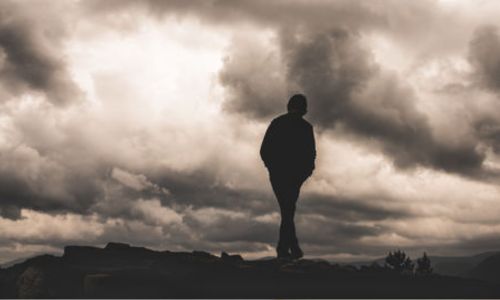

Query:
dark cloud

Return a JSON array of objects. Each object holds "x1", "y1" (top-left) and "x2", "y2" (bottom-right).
[
  {"x1": 218, "y1": 34, "x2": 286, "y2": 120},
  {"x1": 475, "y1": 118, "x2": 500, "y2": 154},
  {"x1": 297, "y1": 215, "x2": 382, "y2": 246},
  {"x1": 301, "y1": 193, "x2": 412, "y2": 222},
  {"x1": 220, "y1": 24, "x2": 485, "y2": 174},
  {"x1": 0, "y1": 205, "x2": 20, "y2": 220},
  {"x1": 469, "y1": 25, "x2": 500, "y2": 92},
  {"x1": 150, "y1": 168, "x2": 276, "y2": 215},
  {"x1": 345, "y1": 74, "x2": 484, "y2": 173},
  {"x1": 468, "y1": 25, "x2": 500, "y2": 156},
  {"x1": 83, "y1": 0, "x2": 389, "y2": 30},
  {"x1": 452, "y1": 234, "x2": 500, "y2": 254},
  {"x1": 0, "y1": 1, "x2": 80, "y2": 105},
  {"x1": 0, "y1": 156, "x2": 107, "y2": 218},
  {"x1": 281, "y1": 28, "x2": 375, "y2": 127},
  {"x1": 185, "y1": 213, "x2": 277, "y2": 244}
]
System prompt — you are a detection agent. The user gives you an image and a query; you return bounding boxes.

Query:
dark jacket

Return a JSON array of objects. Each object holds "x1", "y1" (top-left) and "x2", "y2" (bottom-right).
[{"x1": 260, "y1": 113, "x2": 316, "y2": 178}]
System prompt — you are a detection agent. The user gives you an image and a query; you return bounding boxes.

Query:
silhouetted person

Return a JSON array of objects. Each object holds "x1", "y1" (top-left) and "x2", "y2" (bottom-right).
[{"x1": 260, "y1": 94, "x2": 316, "y2": 259}]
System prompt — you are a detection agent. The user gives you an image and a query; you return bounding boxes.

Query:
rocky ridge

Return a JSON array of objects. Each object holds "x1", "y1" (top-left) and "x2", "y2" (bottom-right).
[{"x1": 1, "y1": 242, "x2": 499, "y2": 298}]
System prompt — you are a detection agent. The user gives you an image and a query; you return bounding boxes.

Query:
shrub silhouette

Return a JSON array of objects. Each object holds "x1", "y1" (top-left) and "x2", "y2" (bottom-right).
[
  {"x1": 416, "y1": 252, "x2": 433, "y2": 275},
  {"x1": 385, "y1": 250, "x2": 414, "y2": 273}
]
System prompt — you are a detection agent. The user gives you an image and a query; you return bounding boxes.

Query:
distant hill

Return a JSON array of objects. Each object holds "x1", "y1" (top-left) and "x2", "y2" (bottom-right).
[
  {"x1": 350, "y1": 251, "x2": 500, "y2": 277},
  {"x1": 468, "y1": 253, "x2": 500, "y2": 283},
  {"x1": 431, "y1": 252, "x2": 500, "y2": 277},
  {"x1": 1, "y1": 242, "x2": 500, "y2": 298}
]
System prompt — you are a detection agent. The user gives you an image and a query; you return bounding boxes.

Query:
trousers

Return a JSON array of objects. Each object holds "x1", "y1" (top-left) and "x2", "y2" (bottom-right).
[{"x1": 269, "y1": 171, "x2": 306, "y2": 251}]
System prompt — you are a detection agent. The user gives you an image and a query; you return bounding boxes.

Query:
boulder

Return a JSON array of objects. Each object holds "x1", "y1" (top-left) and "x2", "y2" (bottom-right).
[{"x1": 221, "y1": 251, "x2": 243, "y2": 262}]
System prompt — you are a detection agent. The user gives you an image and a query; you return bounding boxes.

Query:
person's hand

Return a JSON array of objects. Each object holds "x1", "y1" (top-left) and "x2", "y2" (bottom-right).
[
  {"x1": 306, "y1": 167, "x2": 314, "y2": 178},
  {"x1": 300, "y1": 169, "x2": 313, "y2": 183}
]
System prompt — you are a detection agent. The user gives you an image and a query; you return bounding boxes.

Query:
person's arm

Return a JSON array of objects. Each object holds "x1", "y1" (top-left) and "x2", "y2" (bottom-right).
[
  {"x1": 260, "y1": 120, "x2": 276, "y2": 169},
  {"x1": 306, "y1": 124, "x2": 316, "y2": 176}
]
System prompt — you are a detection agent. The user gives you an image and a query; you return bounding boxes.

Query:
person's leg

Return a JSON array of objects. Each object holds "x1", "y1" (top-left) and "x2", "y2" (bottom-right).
[
  {"x1": 289, "y1": 177, "x2": 304, "y2": 259},
  {"x1": 270, "y1": 172, "x2": 306, "y2": 258},
  {"x1": 270, "y1": 172, "x2": 292, "y2": 257},
  {"x1": 284, "y1": 198, "x2": 297, "y2": 251},
  {"x1": 278, "y1": 200, "x2": 293, "y2": 256}
]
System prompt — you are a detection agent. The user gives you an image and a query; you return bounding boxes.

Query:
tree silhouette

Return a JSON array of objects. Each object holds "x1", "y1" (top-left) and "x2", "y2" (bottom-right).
[
  {"x1": 416, "y1": 252, "x2": 433, "y2": 275},
  {"x1": 385, "y1": 250, "x2": 414, "y2": 273}
]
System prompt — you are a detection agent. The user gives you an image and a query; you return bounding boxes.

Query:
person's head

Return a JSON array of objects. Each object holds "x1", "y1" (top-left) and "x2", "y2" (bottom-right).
[{"x1": 287, "y1": 94, "x2": 307, "y2": 116}]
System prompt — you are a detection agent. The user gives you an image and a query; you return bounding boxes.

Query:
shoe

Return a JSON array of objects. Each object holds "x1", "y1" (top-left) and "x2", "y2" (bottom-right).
[{"x1": 290, "y1": 246, "x2": 303, "y2": 260}]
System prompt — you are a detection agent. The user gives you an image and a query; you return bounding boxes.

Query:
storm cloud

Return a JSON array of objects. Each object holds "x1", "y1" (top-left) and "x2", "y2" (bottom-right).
[
  {"x1": 469, "y1": 25, "x2": 500, "y2": 93},
  {"x1": 0, "y1": 1, "x2": 81, "y2": 105},
  {"x1": 469, "y1": 25, "x2": 500, "y2": 156},
  {"x1": 2, "y1": 0, "x2": 500, "y2": 264},
  {"x1": 218, "y1": 15, "x2": 486, "y2": 175}
]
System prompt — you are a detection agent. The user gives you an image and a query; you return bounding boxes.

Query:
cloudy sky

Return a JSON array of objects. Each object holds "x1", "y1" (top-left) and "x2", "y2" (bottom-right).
[{"x1": 2, "y1": 0, "x2": 500, "y2": 264}]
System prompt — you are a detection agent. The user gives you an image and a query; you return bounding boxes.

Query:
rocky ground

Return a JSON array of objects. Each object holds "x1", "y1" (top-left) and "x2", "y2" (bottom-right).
[{"x1": 1, "y1": 242, "x2": 500, "y2": 298}]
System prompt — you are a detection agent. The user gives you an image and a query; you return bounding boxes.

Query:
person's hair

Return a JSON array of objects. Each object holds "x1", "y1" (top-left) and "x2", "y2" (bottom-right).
[{"x1": 287, "y1": 94, "x2": 307, "y2": 114}]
